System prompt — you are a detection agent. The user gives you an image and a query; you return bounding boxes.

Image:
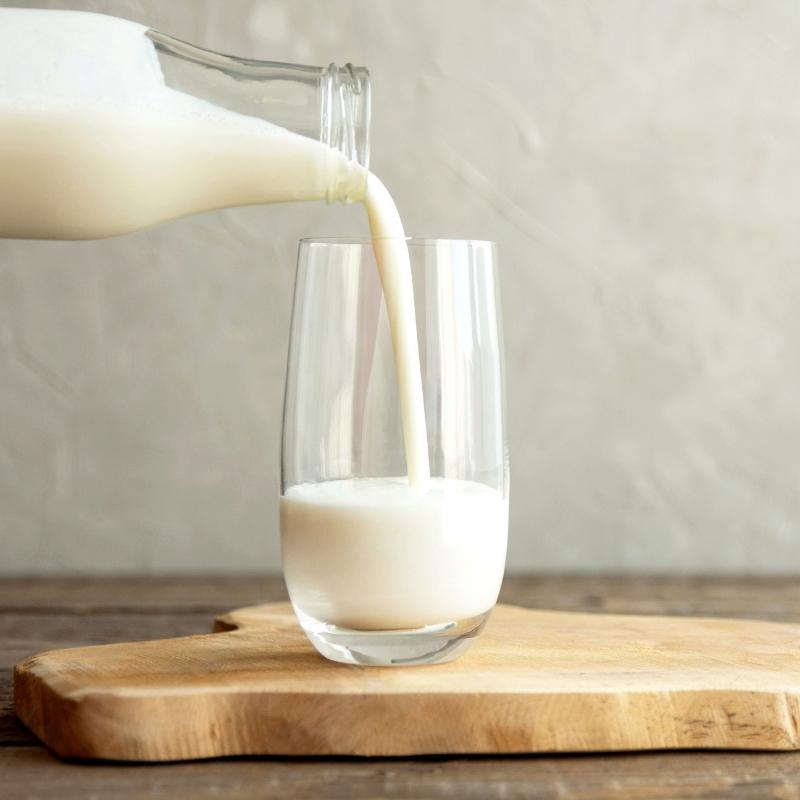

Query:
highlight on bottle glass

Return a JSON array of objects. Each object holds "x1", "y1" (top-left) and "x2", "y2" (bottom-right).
[{"x1": 280, "y1": 238, "x2": 509, "y2": 666}]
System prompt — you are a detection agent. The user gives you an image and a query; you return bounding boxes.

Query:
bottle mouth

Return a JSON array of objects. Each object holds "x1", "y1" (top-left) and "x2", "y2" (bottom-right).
[{"x1": 322, "y1": 63, "x2": 371, "y2": 173}]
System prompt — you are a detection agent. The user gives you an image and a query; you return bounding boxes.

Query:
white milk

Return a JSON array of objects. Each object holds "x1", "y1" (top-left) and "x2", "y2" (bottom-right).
[
  {"x1": 281, "y1": 478, "x2": 508, "y2": 630},
  {"x1": 0, "y1": 106, "x2": 350, "y2": 240}
]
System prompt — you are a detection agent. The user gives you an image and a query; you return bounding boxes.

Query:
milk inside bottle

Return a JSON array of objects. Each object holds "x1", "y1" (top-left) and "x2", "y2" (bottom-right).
[{"x1": 0, "y1": 8, "x2": 364, "y2": 240}]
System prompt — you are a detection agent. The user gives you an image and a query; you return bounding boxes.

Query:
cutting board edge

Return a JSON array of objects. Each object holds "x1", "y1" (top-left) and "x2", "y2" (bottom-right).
[{"x1": 14, "y1": 677, "x2": 800, "y2": 760}]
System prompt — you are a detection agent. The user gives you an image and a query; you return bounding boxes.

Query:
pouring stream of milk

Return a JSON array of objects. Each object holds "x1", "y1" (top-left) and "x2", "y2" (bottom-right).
[{"x1": 364, "y1": 176, "x2": 430, "y2": 487}]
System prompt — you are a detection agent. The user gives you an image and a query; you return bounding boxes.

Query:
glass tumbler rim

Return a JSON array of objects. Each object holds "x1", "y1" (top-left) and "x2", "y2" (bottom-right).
[{"x1": 298, "y1": 236, "x2": 496, "y2": 248}]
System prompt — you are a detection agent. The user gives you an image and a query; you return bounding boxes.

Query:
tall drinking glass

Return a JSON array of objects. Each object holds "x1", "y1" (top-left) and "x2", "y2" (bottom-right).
[{"x1": 281, "y1": 238, "x2": 508, "y2": 666}]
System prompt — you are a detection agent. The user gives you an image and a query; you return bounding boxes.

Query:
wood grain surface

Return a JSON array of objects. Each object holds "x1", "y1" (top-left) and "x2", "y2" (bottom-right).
[
  {"x1": 14, "y1": 595, "x2": 800, "y2": 761},
  {"x1": 5, "y1": 575, "x2": 800, "y2": 798}
]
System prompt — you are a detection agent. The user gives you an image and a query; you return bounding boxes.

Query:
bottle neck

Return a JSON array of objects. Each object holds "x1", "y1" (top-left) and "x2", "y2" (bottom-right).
[
  {"x1": 321, "y1": 63, "x2": 370, "y2": 203},
  {"x1": 146, "y1": 30, "x2": 370, "y2": 204}
]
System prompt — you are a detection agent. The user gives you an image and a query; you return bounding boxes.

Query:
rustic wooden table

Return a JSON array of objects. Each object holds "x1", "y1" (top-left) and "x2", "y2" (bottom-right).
[{"x1": 3, "y1": 575, "x2": 800, "y2": 799}]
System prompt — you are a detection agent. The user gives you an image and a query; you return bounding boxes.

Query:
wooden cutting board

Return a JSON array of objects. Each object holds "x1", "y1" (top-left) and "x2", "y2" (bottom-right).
[{"x1": 14, "y1": 602, "x2": 800, "y2": 761}]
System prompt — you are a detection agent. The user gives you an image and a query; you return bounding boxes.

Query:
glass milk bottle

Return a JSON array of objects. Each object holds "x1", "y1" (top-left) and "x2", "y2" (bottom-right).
[{"x1": 0, "y1": 8, "x2": 370, "y2": 239}]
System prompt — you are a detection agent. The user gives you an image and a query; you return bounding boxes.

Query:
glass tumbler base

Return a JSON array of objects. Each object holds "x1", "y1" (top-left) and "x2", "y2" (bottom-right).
[{"x1": 294, "y1": 607, "x2": 492, "y2": 666}]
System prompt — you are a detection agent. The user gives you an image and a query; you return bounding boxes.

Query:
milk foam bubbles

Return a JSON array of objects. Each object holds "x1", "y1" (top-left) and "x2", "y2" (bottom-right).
[{"x1": 281, "y1": 478, "x2": 508, "y2": 630}]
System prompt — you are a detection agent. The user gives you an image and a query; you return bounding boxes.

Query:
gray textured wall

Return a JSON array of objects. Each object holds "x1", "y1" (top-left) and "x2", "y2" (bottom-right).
[{"x1": 2, "y1": 0, "x2": 800, "y2": 574}]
